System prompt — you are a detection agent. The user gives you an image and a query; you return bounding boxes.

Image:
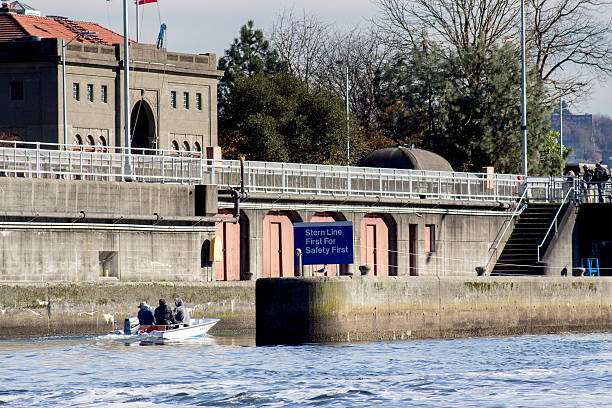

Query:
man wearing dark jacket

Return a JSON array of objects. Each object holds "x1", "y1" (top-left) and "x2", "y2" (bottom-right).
[
  {"x1": 594, "y1": 162, "x2": 609, "y2": 202},
  {"x1": 137, "y1": 302, "x2": 154, "y2": 325},
  {"x1": 154, "y1": 298, "x2": 176, "y2": 325}
]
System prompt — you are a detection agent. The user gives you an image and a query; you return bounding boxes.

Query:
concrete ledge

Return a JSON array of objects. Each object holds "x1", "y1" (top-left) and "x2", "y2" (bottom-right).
[
  {"x1": 237, "y1": 193, "x2": 513, "y2": 210},
  {"x1": 256, "y1": 276, "x2": 612, "y2": 345},
  {"x1": 0, "y1": 281, "x2": 255, "y2": 337}
]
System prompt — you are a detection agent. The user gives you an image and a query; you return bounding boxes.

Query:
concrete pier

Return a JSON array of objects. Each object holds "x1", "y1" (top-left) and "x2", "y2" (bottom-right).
[{"x1": 256, "y1": 276, "x2": 612, "y2": 345}]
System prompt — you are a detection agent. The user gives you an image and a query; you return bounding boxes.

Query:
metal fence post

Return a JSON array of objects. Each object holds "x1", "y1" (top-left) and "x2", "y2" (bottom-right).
[
  {"x1": 35, "y1": 143, "x2": 40, "y2": 178},
  {"x1": 347, "y1": 165, "x2": 351, "y2": 196},
  {"x1": 121, "y1": 149, "x2": 125, "y2": 181},
  {"x1": 211, "y1": 158, "x2": 215, "y2": 185}
]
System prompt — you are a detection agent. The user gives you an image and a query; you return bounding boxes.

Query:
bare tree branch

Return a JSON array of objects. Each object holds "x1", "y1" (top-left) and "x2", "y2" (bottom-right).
[
  {"x1": 373, "y1": 0, "x2": 518, "y2": 54},
  {"x1": 315, "y1": 26, "x2": 395, "y2": 127},
  {"x1": 270, "y1": 8, "x2": 331, "y2": 89},
  {"x1": 527, "y1": 0, "x2": 612, "y2": 90}
]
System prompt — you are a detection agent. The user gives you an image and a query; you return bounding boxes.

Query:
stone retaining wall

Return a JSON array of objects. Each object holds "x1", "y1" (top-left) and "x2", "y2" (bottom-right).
[
  {"x1": 256, "y1": 276, "x2": 612, "y2": 345},
  {"x1": 0, "y1": 281, "x2": 255, "y2": 337}
]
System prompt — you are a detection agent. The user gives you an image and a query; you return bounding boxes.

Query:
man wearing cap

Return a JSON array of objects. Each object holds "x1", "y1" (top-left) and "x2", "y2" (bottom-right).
[{"x1": 137, "y1": 301, "x2": 154, "y2": 325}]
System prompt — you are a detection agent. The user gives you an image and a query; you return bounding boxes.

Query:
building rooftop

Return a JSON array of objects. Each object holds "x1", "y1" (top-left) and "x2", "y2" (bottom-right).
[
  {"x1": 8, "y1": 1, "x2": 40, "y2": 16},
  {"x1": 0, "y1": 9, "x2": 124, "y2": 45}
]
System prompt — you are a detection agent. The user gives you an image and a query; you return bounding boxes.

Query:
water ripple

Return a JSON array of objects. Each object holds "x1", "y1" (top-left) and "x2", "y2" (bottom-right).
[{"x1": 0, "y1": 333, "x2": 610, "y2": 407}]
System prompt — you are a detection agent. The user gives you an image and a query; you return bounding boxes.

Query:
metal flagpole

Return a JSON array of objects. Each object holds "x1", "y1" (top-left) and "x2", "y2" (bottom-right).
[
  {"x1": 62, "y1": 38, "x2": 67, "y2": 148},
  {"x1": 123, "y1": 0, "x2": 132, "y2": 178},
  {"x1": 135, "y1": 0, "x2": 139, "y2": 43}
]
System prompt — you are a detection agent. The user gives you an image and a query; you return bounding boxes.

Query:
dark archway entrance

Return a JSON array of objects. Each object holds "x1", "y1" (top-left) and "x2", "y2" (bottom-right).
[{"x1": 130, "y1": 100, "x2": 155, "y2": 153}]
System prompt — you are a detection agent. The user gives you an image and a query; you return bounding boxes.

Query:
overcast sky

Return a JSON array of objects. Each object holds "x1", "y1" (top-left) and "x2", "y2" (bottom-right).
[{"x1": 22, "y1": 0, "x2": 612, "y2": 116}]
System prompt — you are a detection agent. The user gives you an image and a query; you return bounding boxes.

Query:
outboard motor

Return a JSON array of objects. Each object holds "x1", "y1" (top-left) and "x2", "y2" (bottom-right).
[{"x1": 123, "y1": 316, "x2": 140, "y2": 335}]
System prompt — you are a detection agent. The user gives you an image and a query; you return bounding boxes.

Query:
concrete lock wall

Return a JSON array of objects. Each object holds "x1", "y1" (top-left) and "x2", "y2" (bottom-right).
[
  {"x1": 0, "y1": 178, "x2": 223, "y2": 282},
  {"x1": 0, "y1": 178, "x2": 195, "y2": 216},
  {"x1": 0, "y1": 282, "x2": 255, "y2": 337},
  {"x1": 239, "y1": 208, "x2": 509, "y2": 279},
  {"x1": 256, "y1": 276, "x2": 612, "y2": 345},
  {"x1": 0, "y1": 229, "x2": 211, "y2": 282}
]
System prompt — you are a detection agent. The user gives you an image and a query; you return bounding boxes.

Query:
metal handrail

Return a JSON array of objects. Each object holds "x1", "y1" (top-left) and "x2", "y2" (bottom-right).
[
  {"x1": 537, "y1": 187, "x2": 574, "y2": 262},
  {"x1": 0, "y1": 141, "x2": 572, "y2": 205},
  {"x1": 492, "y1": 185, "x2": 529, "y2": 251}
]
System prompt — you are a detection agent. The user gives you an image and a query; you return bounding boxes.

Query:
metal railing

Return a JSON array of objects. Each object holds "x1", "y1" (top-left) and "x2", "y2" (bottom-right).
[
  {"x1": 0, "y1": 141, "x2": 574, "y2": 204},
  {"x1": 491, "y1": 186, "x2": 529, "y2": 252},
  {"x1": 537, "y1": 187, "x2": 574, "y2": 262}
]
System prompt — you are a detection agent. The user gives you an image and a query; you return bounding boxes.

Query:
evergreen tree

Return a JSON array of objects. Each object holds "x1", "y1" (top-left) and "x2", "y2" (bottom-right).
[
  {"x1": 373, "y1": 38, "x2": 448, "y2": 150},
  {"x1": 375, "y1": 41, "x2": 557, "y2": 174},
  {"x1": 220, "y1": 73, "x2": 351, "y2": 164},
  {"x1": 218, "y1": 21, "x2": 287, "y2": 115},
  {"x1": 443, "y1": 43, "x2": 555, "y2": 174}
]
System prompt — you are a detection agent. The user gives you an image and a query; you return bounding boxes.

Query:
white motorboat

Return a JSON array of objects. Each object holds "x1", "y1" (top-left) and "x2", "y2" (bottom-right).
[{"x1": 116, "y1": 316, "x2": 220, "y2": 344}]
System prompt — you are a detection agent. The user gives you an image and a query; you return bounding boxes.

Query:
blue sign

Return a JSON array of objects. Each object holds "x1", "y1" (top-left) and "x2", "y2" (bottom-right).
[{"x1": 294, "y1": 222, "x2": 353, "y2": 265}]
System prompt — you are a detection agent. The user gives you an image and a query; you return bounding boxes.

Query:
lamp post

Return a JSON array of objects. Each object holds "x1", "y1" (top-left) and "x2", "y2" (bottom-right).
[
  {"x1": 336, "y1": 60, "x2": 373, "y2": 166},
  {"x1": 343, "y1": 64, "x2": 349, "y2": 165},
  {"x1": 62, "y1": 31, "x2": 96, "y2": 149},
  {"x1": 559, "y1": 93, "x2": 563, "y2": 174},
  {"x1": 520, "y1": 0, "x2": 528, "y2": 176}
]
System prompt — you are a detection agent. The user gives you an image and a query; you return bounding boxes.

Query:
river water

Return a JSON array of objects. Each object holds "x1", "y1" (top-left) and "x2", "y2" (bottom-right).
[{"x1": 0, "y1": 332, "x2": 610, "y2": 407}]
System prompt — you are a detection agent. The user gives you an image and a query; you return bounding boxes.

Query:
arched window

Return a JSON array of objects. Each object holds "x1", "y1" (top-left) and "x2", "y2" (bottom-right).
[
  {"x1": 98, "y1": 136, "x2": 107, "y2": 153},
  {"x1": 193, "y1": 141, "x2": 201, "y2": 158},
  {"x1": 183, "y1": 141, "x2": 190, "y2": 156},
  {"x1": 85, "y1": 135, "x2": 95, "y2": 152},
  {"x1": 171, "y1": 140, "x2": 179, "y2": 156},
  {"x1": 73, "y1": 134, "x2": 83, "y2": 151}
]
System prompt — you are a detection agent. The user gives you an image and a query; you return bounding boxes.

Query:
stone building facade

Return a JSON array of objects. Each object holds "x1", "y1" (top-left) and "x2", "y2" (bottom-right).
[{"x1": 0, "y1": 10, "x2": 222, "y2": 155}]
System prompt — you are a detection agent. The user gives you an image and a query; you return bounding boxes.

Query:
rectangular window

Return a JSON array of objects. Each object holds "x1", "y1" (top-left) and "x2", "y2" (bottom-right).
[
  {"x1": 9, "y1": 81, "x2": 24, "y2": 100},
  {"x1": 425, "y1": 224, "x2": 436, "y2": 253},
  {"x1": 101, "y1": 85, "x2": 107, "y2": 103},
  {"x1": 73, "y1": 83, "x2": 80, "y2": 101},
  {"x1": 170, "y1": 91, "x2": 176, "y2": 108},
  {"x1": 183, "y1": 92, "x2": 189, "y2": 109},
  {"x1": 87, "y1": 84, "x2": 94, "y2": 102},
  {"x1": 196, "y1": 93, "x2": 202, "y2": 110}
]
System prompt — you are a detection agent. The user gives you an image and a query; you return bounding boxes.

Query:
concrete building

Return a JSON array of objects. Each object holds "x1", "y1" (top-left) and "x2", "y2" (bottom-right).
[{"x1": 0, "y1": 6, "x2": 222, "y2": 155}]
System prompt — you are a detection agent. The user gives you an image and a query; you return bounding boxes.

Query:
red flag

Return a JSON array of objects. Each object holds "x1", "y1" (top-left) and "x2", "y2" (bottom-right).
[{"x1": 135, "y1": 0, "x2": 157, "y2": 4}]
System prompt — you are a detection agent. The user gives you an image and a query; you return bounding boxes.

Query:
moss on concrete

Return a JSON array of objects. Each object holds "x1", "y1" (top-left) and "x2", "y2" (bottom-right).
[
  {"x1": 463, "y1": 281, "x2": 514, "y2": 292},
  {"x1": 0, "y1": 281, "x2": 255, "y2": 338}
]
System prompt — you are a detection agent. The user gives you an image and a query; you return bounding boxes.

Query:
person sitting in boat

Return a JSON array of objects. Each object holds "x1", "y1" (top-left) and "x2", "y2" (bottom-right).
[
  {"x1": 137, "y1": 302, "x2": 154, "y2": 326},
  {"x1": 154, "y1": 298, "x2": 176, "y2": 326},
  {"x1": 173, "y1": 298, "x2": 190, "y2": 325}
]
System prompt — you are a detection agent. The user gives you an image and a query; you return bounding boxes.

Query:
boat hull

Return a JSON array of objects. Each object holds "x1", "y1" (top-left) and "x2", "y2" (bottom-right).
[
  {"x1": 150, "y1": 318, "x2": 219, "y2": 340},
  {"x1": 117, "y1": 317, "x2": 220, "y2": 344}
]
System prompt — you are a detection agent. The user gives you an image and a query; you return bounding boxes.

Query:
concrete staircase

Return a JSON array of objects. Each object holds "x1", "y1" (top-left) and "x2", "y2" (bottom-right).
[{"x1": 491, "y1": 203, "x2": 563, "y2": 275}]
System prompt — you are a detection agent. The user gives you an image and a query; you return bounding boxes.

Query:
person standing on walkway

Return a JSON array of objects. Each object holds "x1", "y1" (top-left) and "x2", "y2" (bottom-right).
[
  {"x1": 593, "y1": 162, "x2": 608, "y2": 203},
  {"x1": 582, "y1": 165, "x2": 594, "y2": 203},
  {"x1": 594, "y1": 162, "x2": 609, "y2": 202}
]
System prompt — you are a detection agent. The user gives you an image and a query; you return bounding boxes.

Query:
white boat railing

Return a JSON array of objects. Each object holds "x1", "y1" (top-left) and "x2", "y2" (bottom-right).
[{"x1": 0, "y1": 141, "x2": 579, "y2": 204}]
